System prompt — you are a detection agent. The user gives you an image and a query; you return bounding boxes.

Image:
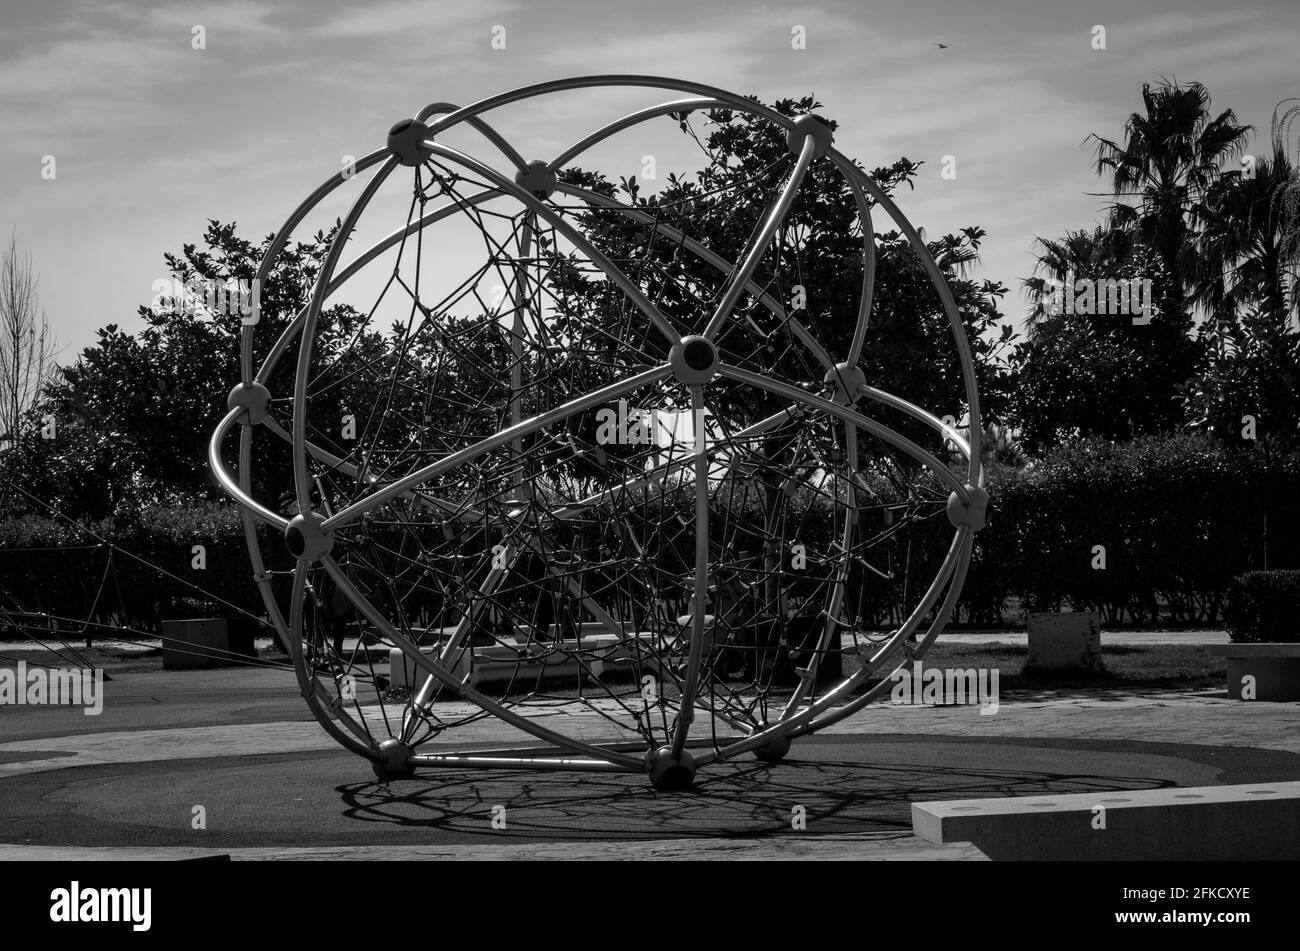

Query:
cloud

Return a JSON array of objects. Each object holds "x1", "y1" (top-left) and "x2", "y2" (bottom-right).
[
  {"x1": 309, "y1": 0, "x2": 516, "y2": 38},
  {"x1": 4, "y1": 0, "x2": 1296, "y2": 353}
]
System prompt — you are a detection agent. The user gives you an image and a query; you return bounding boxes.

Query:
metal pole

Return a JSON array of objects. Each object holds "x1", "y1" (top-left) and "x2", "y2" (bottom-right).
[{"x1": 669, "y1": 385, "x2": 711, "y2": 760}]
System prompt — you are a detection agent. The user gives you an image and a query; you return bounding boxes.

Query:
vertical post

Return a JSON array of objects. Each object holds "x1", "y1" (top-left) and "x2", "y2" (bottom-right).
[
  {"x1": 670, "y1": 385, "x2": 710, "y2": 759},
  {"x1": 510, "y1": 214, "x2": 534, "y2": 477}
]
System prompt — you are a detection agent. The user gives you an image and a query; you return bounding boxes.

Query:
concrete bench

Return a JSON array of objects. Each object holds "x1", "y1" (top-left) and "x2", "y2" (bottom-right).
[
  {"x1": 912, "y1": 781, "x2": 1300, "y2": 860},
  {"x1": 1208, "y1": 643, "x2": 1300, "y2": 701}
]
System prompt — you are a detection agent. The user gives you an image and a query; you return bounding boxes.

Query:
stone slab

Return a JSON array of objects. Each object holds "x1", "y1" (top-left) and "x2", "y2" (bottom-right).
[{"x1": 912, "y1": 781, "x2": 1300, "y2": 860}]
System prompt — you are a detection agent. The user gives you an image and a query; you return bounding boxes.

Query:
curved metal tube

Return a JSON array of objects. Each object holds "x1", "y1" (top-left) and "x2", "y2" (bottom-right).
[
  {"x1": 422, "y1": 141, "x2": 680, "y2": 344},
  {"x1": 242, "y1": 149, "x2": 389, "y2": 385},
  {"x1": 549, "y1": 97, "x2": 725, "y2": 170},
  {"x1": 719, "y1": 364, "x2": 970, "y2": 500},
  {"x1": 556, "y1": 183, "x2": 837, "y2": 371},
  {"x1": 254, "y1": 187, "x2": 505, "y2": 387},
  {"x1": 796, "y1": 531, "x2": 974, "y2": 735},
  {"x1": 827, "y1": 150, "x2": 983, "y2": 483},
  {"x1": 321, "y1": 554, "x2": 644, "y2": 769},
  {"x1": 695, "y1": 528, "x2": 970, "y2": 765},
  {"x1": 417, "y1": 101, "x2": 529, "y2": 173},
  {"x1": 209, "y1": 409, "x2": 289, "y2": 530},
  {"x1": 703, "y1": 133, "x2": 819, "y2": 339},
  {"x1": 291, "y1": 158, "x2": 399, "y2": 510},
  {"x1": 321, "y1": 363, "x2": 673, "y2": 531}
]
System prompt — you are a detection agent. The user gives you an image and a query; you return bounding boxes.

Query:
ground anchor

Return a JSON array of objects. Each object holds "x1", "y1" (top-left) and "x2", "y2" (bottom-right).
[{"x1": 645, "y1": 746, "x2": 697, "y2": 790}]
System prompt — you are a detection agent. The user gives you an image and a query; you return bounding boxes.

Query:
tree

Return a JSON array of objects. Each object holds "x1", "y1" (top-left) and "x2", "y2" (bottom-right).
[
  {"x1": 1181, "y1": 306, "x2": 1300, "y2": 450},
  {"x1": 566, "y1": 98, "x2": 1014, "y2": 440},
  {"x1": 552, "y1": 98, "x2": 1015, "y2": 612},
  {"x1": 0, "y1": 233, "x2": 55, "y2": 451},
  {"x1": 1010, "y1": 80, "x2": 1266, "y2": 454},
  {"x1": 1010, "y1": 232, "x2": 1189, "y2": 453},
  {"x1": 1022, "y1": 225, "x2": 1136, "y2": 335},
  {"x1": 1283, "y1": 104, "x2": 1300, "y2": 281},
  {"x1": 1192, "y1": 100, "x2": 1300, "y2": 325},
  {"x1": 5, "y1": 99, "x2": 1017, "y2": 532},
  {"x1": 1, "y1": 221, "x2": 376, "y2": 520},
  {"x1": 1181, "y1": 99, "x2": 1300, "y2": 449},
  {"x1": 1089, "y1": 79, "x2": 1252, "y2": 323}
]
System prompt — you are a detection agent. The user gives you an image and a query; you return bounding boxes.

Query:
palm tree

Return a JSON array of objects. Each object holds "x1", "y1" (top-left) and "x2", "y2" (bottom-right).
[
  {"x1": 1193, "y1": 100, "x2": 1300, "y2": 327},
  {"x1": 1283, "y1": 103, "x2": 1300, "y2": 277},
  {"x1": 1089, "y1": 79, "x2": 1252, "y2": 320},
  {"x1": 1022, "y1": 225, "x2": 1135, "y2": 338}
]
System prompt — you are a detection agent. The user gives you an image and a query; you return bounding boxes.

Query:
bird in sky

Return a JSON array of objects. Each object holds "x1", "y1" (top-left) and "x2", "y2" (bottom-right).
[{"x1": 934, "y1": 42, "x2": 949, "y2": 49}]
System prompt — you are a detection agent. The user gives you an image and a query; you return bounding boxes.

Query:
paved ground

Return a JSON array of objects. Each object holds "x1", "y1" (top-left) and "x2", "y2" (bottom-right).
[
  {"x1": 2, "y1": 835, "x2": 990, "y2": 861},
  {"x1": 0, "y1": 628, "x2": 1233, "y2": 659},
  {"x1": 1, "y1": 657, "x2": 1296, "y2": 860}
]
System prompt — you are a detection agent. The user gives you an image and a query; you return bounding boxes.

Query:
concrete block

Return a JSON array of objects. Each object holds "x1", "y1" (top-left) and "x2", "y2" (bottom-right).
[
  {"x1": 912, "y1": 781, "x2": 1300, "y2": 860},
  {"x1": 161, "y1": 618, "x2": 258, "y2": 670},
  {"x1": 1209, "y1": 644, "x2": 1300, "y2": 701},
  {"x1": 1027, "y1": 610, "x2": 1102, "y2": 671}
]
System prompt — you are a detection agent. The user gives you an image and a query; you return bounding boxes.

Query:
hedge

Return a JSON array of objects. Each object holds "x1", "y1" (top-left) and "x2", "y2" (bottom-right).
[
  {"x1": 0, "y1": 501, "x2": 275, "y2": 639},
  {"x1": 1224, "y1": 570, "x2": 1300, "y2": 643},
  {"x1": 1, "y1": 433, "x2": 1296, "y2": 636},
  {"x1": 961, "y1": 433, "x2": 1300, "y2": 625}
]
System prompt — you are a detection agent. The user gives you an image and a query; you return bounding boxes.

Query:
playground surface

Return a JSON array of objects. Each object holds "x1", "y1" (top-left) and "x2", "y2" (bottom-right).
[{"x1": 2, "y1": 642, "x2": 1297, "y2": 860}]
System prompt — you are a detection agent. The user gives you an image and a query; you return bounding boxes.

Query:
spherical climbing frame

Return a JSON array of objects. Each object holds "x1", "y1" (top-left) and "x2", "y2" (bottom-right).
[{"x1": 209, "y1": 75, "x2": 987, "y2": 790}]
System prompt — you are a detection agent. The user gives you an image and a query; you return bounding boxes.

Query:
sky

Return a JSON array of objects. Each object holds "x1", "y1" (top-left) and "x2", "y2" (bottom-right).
[{"x1": 2, "y1": 0, "x2": 1297, "y2": 363}]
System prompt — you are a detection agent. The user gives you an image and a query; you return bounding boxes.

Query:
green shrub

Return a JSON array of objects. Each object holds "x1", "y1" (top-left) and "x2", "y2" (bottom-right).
[{"x1": 1224, "y1": 570, "x2": 1300, "y2": 643}]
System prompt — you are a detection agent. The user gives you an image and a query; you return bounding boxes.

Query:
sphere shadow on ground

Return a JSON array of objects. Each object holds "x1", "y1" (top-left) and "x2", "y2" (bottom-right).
[{"x1": 4, "y1": 734, "x2": 1297, "y2": 849}]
